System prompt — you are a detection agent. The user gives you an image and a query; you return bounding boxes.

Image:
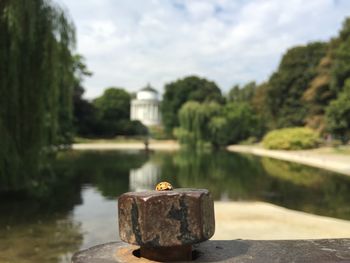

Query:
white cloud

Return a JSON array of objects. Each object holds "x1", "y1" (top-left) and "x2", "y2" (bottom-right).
[{"x1": 58, "y1": 0, "x2": 350, "y2": 98}]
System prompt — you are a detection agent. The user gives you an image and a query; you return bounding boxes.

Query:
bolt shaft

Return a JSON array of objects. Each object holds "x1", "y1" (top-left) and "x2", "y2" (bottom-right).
[{"x1": 140, "y1": 245, "x2": 192, "y2": 262}]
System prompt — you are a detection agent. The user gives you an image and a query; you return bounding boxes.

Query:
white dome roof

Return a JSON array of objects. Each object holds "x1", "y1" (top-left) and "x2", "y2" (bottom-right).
[{"x1": 136, "y1": 85, "x2": 158, "y2": 100}]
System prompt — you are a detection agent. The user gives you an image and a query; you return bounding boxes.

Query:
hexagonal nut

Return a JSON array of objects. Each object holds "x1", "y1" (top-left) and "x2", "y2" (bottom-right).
[{"x1": 118, "y1": 188, "x2": 215, "y2": 247}]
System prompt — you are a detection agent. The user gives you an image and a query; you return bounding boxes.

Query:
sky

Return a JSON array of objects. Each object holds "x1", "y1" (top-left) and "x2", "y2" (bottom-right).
[{"x1": 58, "y1": 0, "x2": 350, "y2": 99}]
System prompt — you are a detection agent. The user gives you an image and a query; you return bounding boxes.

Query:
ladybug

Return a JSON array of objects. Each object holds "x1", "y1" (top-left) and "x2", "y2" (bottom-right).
[{"x1": 155, "y1": 182, "x2": 173, "y2": 191}]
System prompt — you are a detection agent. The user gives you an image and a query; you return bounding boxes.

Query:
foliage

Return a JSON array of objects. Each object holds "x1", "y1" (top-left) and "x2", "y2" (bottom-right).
[
  {"x1": 262, "y1": 127, "x2": 320, "y2": 150},
  {"x1": 92, "y1": 87, "x2": 132, "y2": 137},
  {"x1": 55, "y1": 151, "x2": 148, "y2": 199},
  {"x1": 208, "y1": 116, "x2": 230, "y2": 147},
  {"x1": 0, "y1": 0, "x2": 76, "y2": 191},
  {"x1": 258, "y1": 22, "x2": 350, "y2": 134},
  {"x1": 266, "y1": 42, "x2": 327, "y2": 128},
  {"x1": 325, "y1": 79, "x2": 350, "y2": 142},
  {"x1": 226, "y1": 81, "x2": 270, "y2": 138},
  {"x1": 72, "y1": 56, "x2": 99, "y2": 137},
  {"x1": 74, "y1": 87, "x2": 147, "y2": 137},
  {"x1": 221, "y1": 102, "x2": 262, "y2": 144},
  {"x1": 174, "y1": 101, "x2": 220, "y2": 148},
  {"x1": 303, "y1": 18, "x2": 350, "y2": 132},
  {"x1": 331, "y1": 18, "x2": 350, "y2": 94},
  {"x1": 161, "y1": 76, "x2": 223, "y2": 135},
  {"x1": 302, "y1": 53, "x2": 334, "y2": 131},
  {"x1": 175, "y1": 101, "x2": 260, "y2": 148},
  {"x1": 239, "y1": 136, "x2": 258, "y2": 145},
  {"x1": 251, "y1": 82, "x2": 272, "y2": 130},
  {"x1": 228, "y1": 82, "x2": 256, "y2": 103},
  {"x1": 149, "y1": 125, "x2": 168, "y2": 140},
  {"x1": 94, "y1": 88, "x2": 131, "y2": 122},
  {"x1": 73, "y1": 85, "x2": 100, "y2": 136}
]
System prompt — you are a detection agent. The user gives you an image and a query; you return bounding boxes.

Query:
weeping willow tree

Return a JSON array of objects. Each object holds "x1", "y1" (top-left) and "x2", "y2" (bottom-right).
[
  {"x1": 174, "y1": 101, "x2": 221, "y2": 149},
  {"x1": 0, "y1": 0, "x2": 76, "y2": 192}
]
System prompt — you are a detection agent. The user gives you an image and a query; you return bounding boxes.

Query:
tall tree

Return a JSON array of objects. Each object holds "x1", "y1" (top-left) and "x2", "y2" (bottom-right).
[
  {"x1": 0, "y1": 0, "x2": 76, "y2": 191},
  {"x1": 175, "y1": 101, "x2": 259, "y2": 149},
  {"x1": 175, "y1": 101, "x2": 221, "y2": 148},
  {"x1": 303, "y1": 18, "x2": 350, "y2": 132},
  {"x1": 251, "y1": 82, "x2": 271, "y2": 131},
  {"x1": 228, "y1": 81, "x2": 256, "y2": 103},
  {"x1": 331, "y1": 18, "x2": 350, "y2": 94},
  {"x1": 73, "y1": 86, "x2": 99, "y2": 137},
  {"x1": 94, "y1": 88, "x2": 131, "y2": 122},
  {"x1": 266, "y1": 42, "x2": 327, "y2": 128},
  {"x1": 71, "y1": 55, "x2": 101, "y2": 137},
  {"x1": 325, "y1": 79, "x2": 350, "y2": 142},
  {"x1": 161, "y1": 76, "x2": 223, "y2": 135},
  {"x1": 91, "y1": 87, "x2": 147, "y2": 137}
]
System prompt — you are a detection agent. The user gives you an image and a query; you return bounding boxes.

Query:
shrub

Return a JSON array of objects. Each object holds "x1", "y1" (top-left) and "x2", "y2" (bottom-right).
[
  {"x1": 262, "y1": 127, "x2": 319, "y2": 150},
  {"x1": 239, "y1": 136, "x2": 258, "y2": 145},
  {"x1": 149, "y1": 125, "x2": 169, "y2": 140},
  {"x1": 325, "y1": 80, "x2": 350, "y2": 143}
]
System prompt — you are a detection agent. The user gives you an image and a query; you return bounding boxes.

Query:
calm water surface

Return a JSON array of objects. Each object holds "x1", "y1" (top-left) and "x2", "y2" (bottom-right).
[{"x1": 1, "y1": 150, "x2": 350, "y2": 263}]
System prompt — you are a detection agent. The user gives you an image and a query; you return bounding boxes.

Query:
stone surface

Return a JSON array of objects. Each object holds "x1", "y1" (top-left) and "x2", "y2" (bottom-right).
[
  {"x1": 72, "y1": 239, "x2": 350, "y2": 263},
  {"x1": 118, "y1": 188, "x2": 215, "y2": 247}
]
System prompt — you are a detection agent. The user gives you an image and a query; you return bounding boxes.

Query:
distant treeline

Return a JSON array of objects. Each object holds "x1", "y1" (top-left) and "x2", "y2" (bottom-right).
[
  {"x1": 158, "y1": 18, "x2": 350, "y2": 148},
  {"x1": 75, "y1": 18, "x2": 350, "y2": 147}
]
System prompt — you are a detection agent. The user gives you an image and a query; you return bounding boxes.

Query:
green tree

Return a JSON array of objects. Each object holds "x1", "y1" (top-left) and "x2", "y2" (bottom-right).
[
  {"x1": 161, "y1": 76, "x2": 223, "y2": 135},
  {"x1": 331, "y1": 18, "x2": 350, "y2": 94},
  {"x1": 302, "y1": 18, "x2": 350, "y2": 133},
  {"x1": 94, "y1": 88, "x2": 131, "y2": 121},
  {"x1": 267, "y1": 42, "x2": 327, "y2": 128},
  {"x1": 72, "y1": 55, "x2": 99, "y2": 137},
  {"x1": 222, "y1": 102, "x2": 261, "y2": 144},
  {"x1": 73, "y1": 85, "x2": 100, "y2": 137},
  {"x1": 251, "y1": 82, "x2": 272, "y2": 131},
  {"x1": 228, "y1": 82, "x2": 256, "y2": 103},
  {"x1": 0, "y1": 0, "x2": 76, "y2": 191},
  {"x1": 92, "y1": 87, "x2": 147, "y2": 137},
  {"x1": 208, "y1": 116, "x2": 230, "y2": 148},
  {"x1": 325, "y1": 79, "x2": 350, "y2": 142},
  {"x1": 302, "y1": 51, "x2": 334, "y2": 131},
  {"x1": 175, "y1": 101, "x2": 221, "y2": 148},
  {"x1": 175, "y1": 101, "x2": 259, "y2": 148}
]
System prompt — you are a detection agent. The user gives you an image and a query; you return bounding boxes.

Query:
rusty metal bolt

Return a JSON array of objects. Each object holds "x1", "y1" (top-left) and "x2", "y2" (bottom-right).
[{"x1": 118, "y1": 188, "x2": 215, "y2": 261}]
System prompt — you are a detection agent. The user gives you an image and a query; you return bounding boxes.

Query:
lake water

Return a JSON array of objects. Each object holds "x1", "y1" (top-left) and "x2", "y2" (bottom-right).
[{"x1": 1, "y1": 150, "x2": 350, "y2": 263}]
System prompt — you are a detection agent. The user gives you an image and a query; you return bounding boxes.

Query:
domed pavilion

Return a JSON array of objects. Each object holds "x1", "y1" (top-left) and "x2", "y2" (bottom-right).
[{"x1": 130, "y1": 84, "x2": 161, "y2": 126}]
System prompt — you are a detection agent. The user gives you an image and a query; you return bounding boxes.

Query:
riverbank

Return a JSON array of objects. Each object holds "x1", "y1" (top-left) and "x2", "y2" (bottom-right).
[
  {"x1": 72, "y1": 140, "x2": 350, "y2": 176},
  {"x1": 227, "y1": 145, "x2": 350, "y2": 176},
  {"x1": 214, "y1": 201, "x2": 350, "y2": 240},
  {"x1": 72, "y1": 140, "x2": 180, "y2": 151}
]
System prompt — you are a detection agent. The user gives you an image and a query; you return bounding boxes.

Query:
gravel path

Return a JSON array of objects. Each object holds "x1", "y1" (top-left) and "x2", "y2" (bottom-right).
[{"x1": 72, "y1": 141, "x2": 180, "y2": 151}]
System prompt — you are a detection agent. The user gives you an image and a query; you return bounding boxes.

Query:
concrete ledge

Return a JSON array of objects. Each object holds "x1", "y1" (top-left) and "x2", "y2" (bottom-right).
[{"x1": 72, "y1": 239, "x2": 350, "y2": 262}]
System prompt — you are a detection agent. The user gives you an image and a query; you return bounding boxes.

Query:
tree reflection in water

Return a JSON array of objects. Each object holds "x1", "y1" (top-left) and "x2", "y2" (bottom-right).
[
  {"x1": 0, "y1": 150, "x2": 149, "y2": 263},
  {"x1": 151, "y1": 150, "x2": 350, "y2": 220}
]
